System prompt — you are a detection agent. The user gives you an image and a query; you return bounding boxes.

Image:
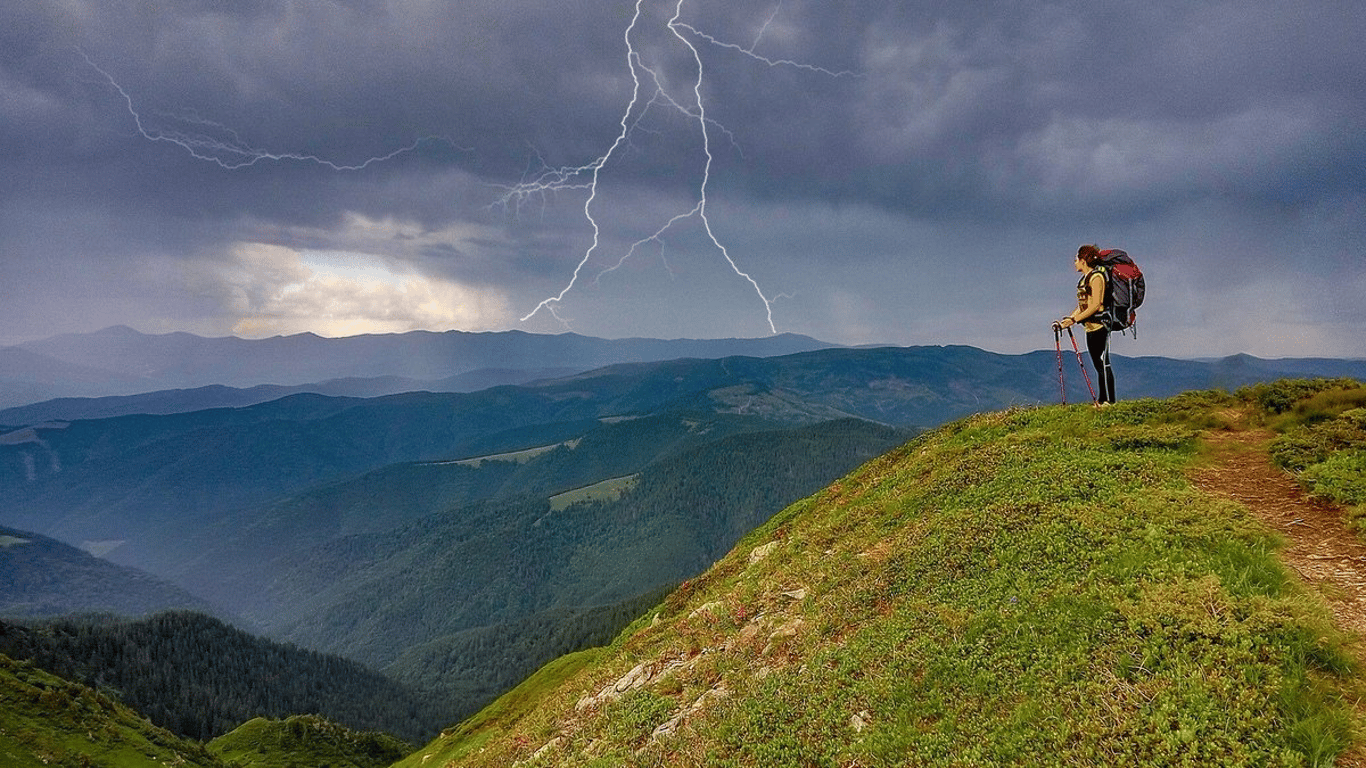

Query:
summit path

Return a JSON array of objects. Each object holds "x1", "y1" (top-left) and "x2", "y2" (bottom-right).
[
  {"x1": 1192, "y1": 428, "x2": 1366, "y2": 635},
  {"x1": 1191, "y1": 425, "x2": 1366, "y2": 766}
]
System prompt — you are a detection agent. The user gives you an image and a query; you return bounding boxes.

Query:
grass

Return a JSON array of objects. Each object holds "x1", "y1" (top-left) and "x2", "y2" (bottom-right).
[
  {"x1": 548, "y1": 475, "x2": 639, "y2": 511},
  {"x1": 0, "y1": 654, "x2": 224, "y2": 768},
  {"x1": 394, "y1": 649, "x2": 603, "y2": 767},
  {"x1": 206, "y1": 715, "x2": 410, "y2": 768},
  {"x1": 441, "y1": 442, "x2": 571, "y2": 468},
  {"x1": 416, "y1": 394, "x2": 1363, "y2": 767},
  {"x1": 1254, "y1": 379, "x2": 1366, "y2": 535}
]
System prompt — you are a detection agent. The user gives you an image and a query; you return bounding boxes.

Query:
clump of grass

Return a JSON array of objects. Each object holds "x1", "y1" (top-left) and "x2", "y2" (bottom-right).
[
  {"x1": 1271, "y1": 409, "x2": 1366, "y2": 472},
  {"x1": 1238, "y1": 378, "x2": 1363, "y2": 420},
  {"x1": 603, "y1": 690, "x2": 676, "y2": 747},
  {"x1": 1255, "y1": 381, "x2": 1366, "y2": 535},
  {"x1": 1099, "y1": 390, "x2": 1242, "y2": 431}
]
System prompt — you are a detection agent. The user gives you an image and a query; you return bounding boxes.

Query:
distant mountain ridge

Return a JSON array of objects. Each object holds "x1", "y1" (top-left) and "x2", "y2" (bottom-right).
[
  {"x1": 4, "y1": 327, "x2": 1364, "y2": 424},
  {"x1": 0, "y1": 368, "x2": 578, "y2": 426},
  {"x1": 0, "y1": 326, "x2": 841, "y2": 409},
  {"x1": 0, "y1": 525, "x2": 218, "y2": 620},
  {"x1": 3, "y1": 339, "x2": 1364, "y2": 753}
]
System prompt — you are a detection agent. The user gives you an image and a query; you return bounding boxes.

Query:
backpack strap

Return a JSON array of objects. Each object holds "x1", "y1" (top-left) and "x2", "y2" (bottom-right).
[
  {"x1": 1077, "y1": 267, "x2": 1109, "y2": 323},
  {"x1": 1077, "y1": 267, "x2": 1107, "y2": 296}
]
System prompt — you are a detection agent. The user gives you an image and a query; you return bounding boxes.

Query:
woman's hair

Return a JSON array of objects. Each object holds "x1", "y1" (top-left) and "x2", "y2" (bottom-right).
[{"x1": 1076, "y1": 244, "x2": 1102, "y2": 266}]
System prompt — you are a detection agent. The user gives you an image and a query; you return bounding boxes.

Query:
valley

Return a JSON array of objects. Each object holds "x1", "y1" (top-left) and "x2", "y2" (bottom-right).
[{"x1": 2, "y1": 328, "x2": 1364, "y2": 766}]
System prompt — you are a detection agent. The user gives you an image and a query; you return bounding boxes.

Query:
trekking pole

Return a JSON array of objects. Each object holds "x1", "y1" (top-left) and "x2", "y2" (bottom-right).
[
  {"x1": 1065, "y1": 326, "x2": 1098, "y2": 405},
  {"x1": 1052, "y1": 322, "x2": 1067, "y2": 404}
]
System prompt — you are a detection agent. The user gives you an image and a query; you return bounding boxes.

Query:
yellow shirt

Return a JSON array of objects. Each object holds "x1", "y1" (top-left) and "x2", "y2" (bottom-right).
[{"x1": 1075, "y1": 269, "x2": 1106, "y2": 332}]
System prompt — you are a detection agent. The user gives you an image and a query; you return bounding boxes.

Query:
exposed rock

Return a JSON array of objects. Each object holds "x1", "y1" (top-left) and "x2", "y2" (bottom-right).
[
  {"x1": 530, "y1": 737, "x2": 562, "y2": 761},
  {"x1": 650, "y1": 686, "x2": 730, "y2": 741},
  {"x1": 575, "y1": 659, "x2": 687, "y2": 711},
  {"x1": 762, "y1": 617, "x2": 806, "y2": 656},
  {"x1": 748, "y1": 541, "x2": 780, "y2": 565},
  {"x1": 688, "y1": 601, "x2": 724, "y2": 620}
]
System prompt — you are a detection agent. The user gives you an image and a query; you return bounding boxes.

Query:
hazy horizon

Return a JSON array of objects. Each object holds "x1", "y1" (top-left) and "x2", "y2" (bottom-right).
[{"x1": 3, "y1": 1, "x2": 1363, "y2": 358}]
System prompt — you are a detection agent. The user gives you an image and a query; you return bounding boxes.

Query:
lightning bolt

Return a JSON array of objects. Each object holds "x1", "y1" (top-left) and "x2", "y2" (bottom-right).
[
  {"x1": 79, "y1": 49, "x2": 458, "y2": 171},
  {"x1": 80, "y1": 2, "x2": 853, "y2": 337},
  {"x1": 512, "y1": 0, "x2": 856, "y2": 333}
]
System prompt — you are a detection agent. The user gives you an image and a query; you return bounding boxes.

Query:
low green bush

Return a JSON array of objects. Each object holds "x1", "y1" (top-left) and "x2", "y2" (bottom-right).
[
  {"x1": 1258, "y1": 381, "x2": 1366, "y2": 537},
  {"x1": 1237, "y1": 379, "x2": 1361, "y2": 418}
]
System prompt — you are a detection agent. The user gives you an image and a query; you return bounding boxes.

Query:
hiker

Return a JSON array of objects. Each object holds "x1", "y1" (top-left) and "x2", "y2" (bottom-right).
[{"x1": 1057, "y1": 244, "x2": 1116, "y2": 404}]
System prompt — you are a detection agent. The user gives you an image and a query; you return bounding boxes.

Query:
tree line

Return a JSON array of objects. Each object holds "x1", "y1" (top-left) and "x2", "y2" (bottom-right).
[{"x1": 0, "y1": 611, "x2": 450, "y2": 744}]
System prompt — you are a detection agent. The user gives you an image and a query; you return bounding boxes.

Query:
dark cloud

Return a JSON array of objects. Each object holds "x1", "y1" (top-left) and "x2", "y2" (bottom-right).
[{"x1": 0, "y1": 0, "x2": 1362, "y2": 356}]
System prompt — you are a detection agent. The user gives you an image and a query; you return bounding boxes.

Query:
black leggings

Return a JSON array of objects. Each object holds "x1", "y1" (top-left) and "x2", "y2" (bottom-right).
[{"x1": 1086, "y1": 327, "x2": 1115, "y2": 404}]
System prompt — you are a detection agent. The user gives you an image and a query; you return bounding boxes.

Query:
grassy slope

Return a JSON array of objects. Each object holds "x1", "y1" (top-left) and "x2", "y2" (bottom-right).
[
  {"x1": 207, "y1": 715, "x2": 411, "y2": 768},
  {"x1": 1260, "y1": 381, "x2": 1366, "y2": 535},
  {"x1": 401, "y1": 393, "x2": 1362, "y2": 767},
  {"x1": 0, "y1": 654, "x2": 224, "y2": 768}
]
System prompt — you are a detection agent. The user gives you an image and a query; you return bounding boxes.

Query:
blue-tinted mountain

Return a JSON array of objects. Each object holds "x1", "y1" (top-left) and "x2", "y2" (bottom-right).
[
  {"x1": 0, "y1": 326, "x2": 840, "y2": 408},
  {"x1": 0, "y1": 526, "x2": 219, "y2": 620},
  {"x1": 0, "y1": 369, "x2": 583, "y2": 426},
  {"x1": 3, "y1": 344, "x2": 1361, "y2": 591}
]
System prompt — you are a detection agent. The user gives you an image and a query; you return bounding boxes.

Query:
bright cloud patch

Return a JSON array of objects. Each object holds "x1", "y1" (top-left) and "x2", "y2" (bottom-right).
[{"x1": 225, "y1": 244, "x2": 512, "y2": 338}]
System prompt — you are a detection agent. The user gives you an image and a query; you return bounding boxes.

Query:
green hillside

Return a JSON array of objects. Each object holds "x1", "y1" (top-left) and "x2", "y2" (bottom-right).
[
  {"x1": 0, "y1": 653, "x2": 414, "y2": 768},
  {"x1": 403, "y1": 383, "x2": 1366, "y2": 767},
  {"x1": 0, "y1": 653, "x2": 225, "y2": 768},
  {"x1": 0, "y1": 612, "x2": 447, "y2": 744},
  {"x1": 207, "y1": 715, "x2": 410, "y2": 768}
]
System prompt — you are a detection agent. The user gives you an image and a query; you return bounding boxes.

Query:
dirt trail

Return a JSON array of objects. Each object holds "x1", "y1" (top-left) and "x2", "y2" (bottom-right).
[
  {"x1": 1193, "y1": 428, "x2": 1366, "y2": 635},
  {"x1": 1192, "y1": 427, "x2": 1366, "y2": 767}
]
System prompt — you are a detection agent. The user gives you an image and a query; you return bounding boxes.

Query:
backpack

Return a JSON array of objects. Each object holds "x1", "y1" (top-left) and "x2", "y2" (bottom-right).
[{"x1": 1093, "y1": 249, "x2": 1145, "y2": 334}]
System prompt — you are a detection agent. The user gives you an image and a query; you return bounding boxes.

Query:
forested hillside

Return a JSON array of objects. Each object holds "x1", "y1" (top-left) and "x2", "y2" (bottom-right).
[
  {"x1": 0, "y1": 612, "x2": 445, "y2": 744},
  {"x1": 207, "y1": 715, "x2": 411, "y2": 768},
  {"x1": 263, "y1": 419, "x2": 909, "y2": 719},
  {"x1": 0, "y1": 525, "x2": 219, "y2": 619},
  {"x1": 198, "y1": 410, "x2": 792, "y2": 612}
]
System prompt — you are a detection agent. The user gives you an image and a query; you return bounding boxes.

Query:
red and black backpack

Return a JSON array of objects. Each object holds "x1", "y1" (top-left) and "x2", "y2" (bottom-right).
[{"x1": 1090, "y1": 249, "x2": 1145, "y2": 334}]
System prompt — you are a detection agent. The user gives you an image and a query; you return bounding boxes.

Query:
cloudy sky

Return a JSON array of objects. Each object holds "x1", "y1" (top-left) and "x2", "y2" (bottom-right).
[{"x1": 3, "y1": 0, "x2": 1363, "y2": 358}]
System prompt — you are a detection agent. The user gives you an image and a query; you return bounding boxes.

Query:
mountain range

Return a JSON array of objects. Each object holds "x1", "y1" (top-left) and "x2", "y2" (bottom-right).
[
  {"x1": 0, "y1": 325, "x2": 840, "y2": 410},
  {"x1": 2, "y1": 327, "x2": 1365, "y2": 762},
  {"x1": 4, "y1": 380, "x2": 1364, "y2": 766}
]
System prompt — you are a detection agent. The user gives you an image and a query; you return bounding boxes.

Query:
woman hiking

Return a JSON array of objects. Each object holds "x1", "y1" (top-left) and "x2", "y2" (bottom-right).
[{"x1": 1057, "y1": 244, "x2": 1115, "y2": 405}]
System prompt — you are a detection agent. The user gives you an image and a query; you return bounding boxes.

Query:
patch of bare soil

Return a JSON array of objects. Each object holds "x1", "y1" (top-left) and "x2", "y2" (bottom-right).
[
  {"x1": 1193, "y1": 429, "x2": 1366, "y2": 635},
  {"x1": 1191, "y1": 427, "x2": 1366, "y2": 766}
]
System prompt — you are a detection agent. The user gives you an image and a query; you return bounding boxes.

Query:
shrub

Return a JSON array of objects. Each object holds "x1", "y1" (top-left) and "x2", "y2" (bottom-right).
[{"x1": 1237, "y1": 378, "x2": 1361, "y2": 418}]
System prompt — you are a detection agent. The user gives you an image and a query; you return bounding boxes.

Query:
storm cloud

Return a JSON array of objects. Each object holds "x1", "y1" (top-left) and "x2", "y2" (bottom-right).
[{"x1": 2, "y1": 0, "x2": 1363, "y2": 357}]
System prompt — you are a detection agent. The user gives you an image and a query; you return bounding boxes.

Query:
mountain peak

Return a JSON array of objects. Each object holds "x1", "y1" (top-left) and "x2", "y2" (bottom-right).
[{"x1": 403, "y1": 393, "x2": 1361, "y2": 766}]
